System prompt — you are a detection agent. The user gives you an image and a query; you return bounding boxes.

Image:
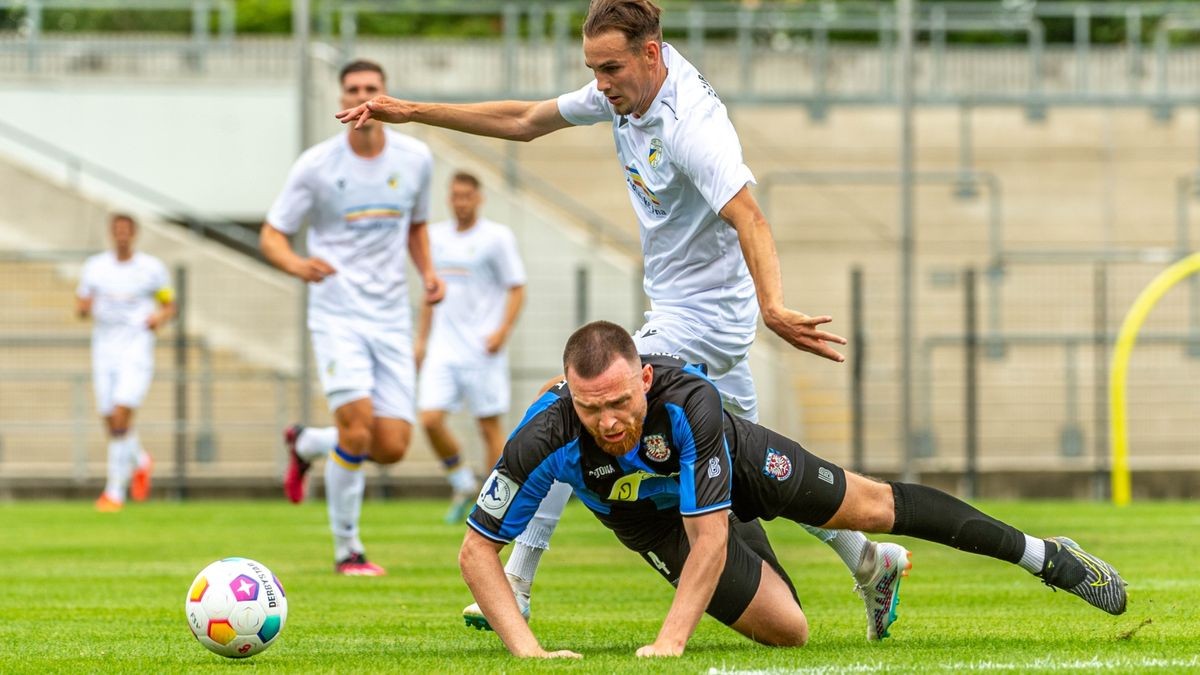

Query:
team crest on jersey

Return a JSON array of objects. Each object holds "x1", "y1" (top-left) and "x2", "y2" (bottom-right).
[
  {"x1": 762, "y1": 448, "x2": 792, "y2": 481},
  {"x1": 477, "y1": 470, "x2": 518, "y2": 518},
  {"x1": 387, "y1": 173, "x2": 399, "y2": 189},
  {"x1": 644, "y1": 434, "x2": 670, "y2": 462},
  {"x1": 647, "y1": 138, "x2": 665, "y2": 169},
  {"x1": 707, "y1": 457, "x2": 722, "y2": 478}
]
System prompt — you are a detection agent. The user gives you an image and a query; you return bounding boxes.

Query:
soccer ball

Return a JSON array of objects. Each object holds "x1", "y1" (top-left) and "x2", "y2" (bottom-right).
[{"x1": 184, "y1": 557, "x2": 287, "y2": 658}]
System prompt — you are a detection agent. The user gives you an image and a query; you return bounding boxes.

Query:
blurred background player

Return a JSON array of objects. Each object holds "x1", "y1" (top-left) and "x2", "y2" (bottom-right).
[
  {"x1": 75, "y1": 213, "x2": 174, "y2": 512},
  {"x1": 337, "y1": 0, "x2": 903, "y2": 638},
  {"x1": 415, "y1": 171, "x2": 526, "y2": 524},
  {"x1": 261, "y1": 59, "x2": 444, "y2": 576}
]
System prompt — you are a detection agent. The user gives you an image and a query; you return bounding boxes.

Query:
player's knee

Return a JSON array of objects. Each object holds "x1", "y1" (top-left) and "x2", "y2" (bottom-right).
[
  {"x1": 744, "y1": 610, "x2": 808, "y2": 647},
  {"x1": 370, "y1": 438, "x2": 408, "y2": 465},
  {"x1": 843, "y1": 473, "x2": 896, "y2": 532},
  {"x1": 419, "y1": 410, "x2": 445, "y2": 432},
  {"x1": 337, "y1": 423, "x2": 373, "y2": 454},
  {"x1": 771, "y1": 616, "x2": 809, "y2": 647}
]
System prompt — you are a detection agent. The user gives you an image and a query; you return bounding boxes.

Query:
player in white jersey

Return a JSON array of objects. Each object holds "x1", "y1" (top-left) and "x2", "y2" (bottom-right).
[
  {"x1": 336, "y1": 0, "x2": 907, "y2": 641},
  {"x1": 76, "y1": 213, "x2": 175, "y2": 513},
  {"x1": 261, "y1": 60, "x2": 445, "y2": 577},
  {"x1": 415, "y1": 171, "x2": 527, "y2": 524}
]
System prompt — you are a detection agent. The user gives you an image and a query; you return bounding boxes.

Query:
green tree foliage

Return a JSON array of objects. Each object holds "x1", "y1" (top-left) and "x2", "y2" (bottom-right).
[{"x1": 1, "y1": 0, "x2": 1194, "y2": 46}]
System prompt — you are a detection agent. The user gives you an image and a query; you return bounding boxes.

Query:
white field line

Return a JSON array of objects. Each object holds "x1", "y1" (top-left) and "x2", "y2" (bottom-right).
[{"x1": 707, "y1": 655, "x2": 1200, "y2": 674}]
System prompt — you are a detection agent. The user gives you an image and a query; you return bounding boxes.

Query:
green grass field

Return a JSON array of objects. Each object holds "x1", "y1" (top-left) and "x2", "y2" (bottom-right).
[{"x1": 0, "y1": 499, "x2": 1195, "y2": 673}]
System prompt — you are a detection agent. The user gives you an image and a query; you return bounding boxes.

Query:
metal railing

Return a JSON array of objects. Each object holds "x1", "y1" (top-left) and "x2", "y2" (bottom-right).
[
  {"x1": 5, "y1": 2, "x2": 1200, "y2": 111},
  {"x1": 0, "y1": 0, "x2": 236, "y2": 73}
]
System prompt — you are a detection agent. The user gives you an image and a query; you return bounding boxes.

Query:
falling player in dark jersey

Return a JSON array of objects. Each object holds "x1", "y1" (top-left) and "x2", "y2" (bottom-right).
[{"x1": 460, "y1": 321, "x2": 1127, "y2": 658}]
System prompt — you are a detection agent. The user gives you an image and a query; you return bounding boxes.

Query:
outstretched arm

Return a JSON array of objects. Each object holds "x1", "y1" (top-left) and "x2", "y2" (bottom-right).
[
  {"x1": 459, "y1": 529, "x2": 582, "y2": 659},
  {"x1": 637, "y1": 510, "x2": 729, "y2": 657},
  {"x1": 720, "y1": 186, "x2": 847, "y2": 362},
  {"x1": 335, "y1": 97, "x2": 572, "y2": 142}
]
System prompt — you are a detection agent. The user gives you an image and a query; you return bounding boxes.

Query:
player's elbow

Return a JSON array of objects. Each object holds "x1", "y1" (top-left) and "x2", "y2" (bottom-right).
[
  {"x1": 505, "y1": 127, "x2": 537, "y2": 143},
  {"x1": 505, "y1": 117, "x2": 547, "y2": 143}
]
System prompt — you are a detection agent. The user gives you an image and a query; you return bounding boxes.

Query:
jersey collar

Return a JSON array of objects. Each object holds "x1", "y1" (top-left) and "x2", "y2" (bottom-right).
[{"x1": 625, "y1": 42, "x2": 680, "y2": 128}]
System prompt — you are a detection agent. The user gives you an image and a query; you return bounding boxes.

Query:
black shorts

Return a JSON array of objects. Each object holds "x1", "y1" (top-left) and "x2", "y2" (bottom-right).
[
  {"x1": 725, "y1": 414, "x2": 848, "y2": 526},
  {"x1": 601, "y1": 510, "x2": 800, "y2": 626}
]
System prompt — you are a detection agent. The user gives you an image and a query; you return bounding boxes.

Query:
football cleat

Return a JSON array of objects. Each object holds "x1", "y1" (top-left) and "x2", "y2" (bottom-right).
[
  {"x1": 334, "y1": 552, "x2": 386, "y2": 577},
  {"x1": 463, "y1": 573, "x2": 531, "y2": 631},
  {"x1": 445, "y1": 483, "x2": 480, "y2": 525},
  {"x1": 130, "y1": 455, "x2": 153, "y2": 502},
  {"x1": 444, "y1": 494, "x2": 473, "y2": 525},
  {"x1": 1040, "y1": 536, "x2": 1127, "y2": 615},
  {"x1": 282, "y1": 424, "x2": 310, "y2": 504},
  {"x1": 94, "y1": 493, "x2": 123, "y2": 513},
  {"x1": 853, "y1": 541, "x2": 912, "y2": 641}
]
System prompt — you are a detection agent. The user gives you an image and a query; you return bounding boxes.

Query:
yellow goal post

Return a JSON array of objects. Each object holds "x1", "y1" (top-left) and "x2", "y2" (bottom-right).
[{"x1": 1109, "y1": 251, "x2": 1200, "y2": 506}]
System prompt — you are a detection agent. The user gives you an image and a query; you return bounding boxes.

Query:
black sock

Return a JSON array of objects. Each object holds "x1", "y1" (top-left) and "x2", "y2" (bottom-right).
[{"x1": 889, "y1": 482, "x2": 1027, "y2": 564}]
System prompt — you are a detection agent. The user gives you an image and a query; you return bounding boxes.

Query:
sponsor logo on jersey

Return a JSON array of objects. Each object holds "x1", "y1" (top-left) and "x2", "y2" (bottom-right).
[
  {"x1": 762, "y1": 447, "x2": 793, "y2": 481},
  {"x1": 477, "y1": 470, "x2": 518, "y2": 518},
  {"x1": 588, "y1": 464, "x2": 615, "y2": 479},
  {"x1": 644, "y1": 434, "x2": 670, "y2": 462},
  {"x1": 647, "y1": 138, "x2": 665, "y2": 169},
  {"x1": 608, "y1": 469, "x2": 677, "y2": 501},
  {"x1": 818, "y1": 466, "x2": 835, "y2": 484},
  {"x1": 344, "y1": 204, "x2": 404, "y2": 226},
  {"x1": 624, "y1": 164, "x2": 667, "y2": 217},
  {"x1": 707, "y1": 457, "x2": 722, "y2": 478}
]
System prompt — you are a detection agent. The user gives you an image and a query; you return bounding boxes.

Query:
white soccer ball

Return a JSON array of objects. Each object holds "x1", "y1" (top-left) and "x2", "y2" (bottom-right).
[{"x1": 184, "y1": 557, "x2": 287, "y2": 658}]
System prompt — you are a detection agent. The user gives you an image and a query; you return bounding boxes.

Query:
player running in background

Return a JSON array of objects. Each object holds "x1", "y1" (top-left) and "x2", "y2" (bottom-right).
[
  {"x1": 337, "y1": 0, "x2": 905, "y2": 639},
  {"x1": 415, "y1": 171, "x2": 527, "y2": 524},
  {"x1": 262, "y1": 59, "x2": 444, "y2": 576},
  {"x1": 459, "y1": 321, "x2": 1127, "y2": 658},
  {"x1": 76, "y1": 213, "x2": 174, "y2": 512}
]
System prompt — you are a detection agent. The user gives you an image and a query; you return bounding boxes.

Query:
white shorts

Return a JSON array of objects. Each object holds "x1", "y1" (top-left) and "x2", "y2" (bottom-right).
[
  {"x1": 632, "y1": 312, "x2": 759, "y2": 422},
  {"x1": 310, "y1": 325, "x2": 415, "y2": 422},
  {"x1": 92, "y1": 333, "x2": 155, "y2": 416},
  {"x1": 417, "y1": 354, "x2": 511, "y2": 418}
]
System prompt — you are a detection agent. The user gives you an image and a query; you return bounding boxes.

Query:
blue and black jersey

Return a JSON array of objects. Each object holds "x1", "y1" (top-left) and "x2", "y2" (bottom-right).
[{"x1": 468, "y1": 355, "x2": 735, "y2": 547}]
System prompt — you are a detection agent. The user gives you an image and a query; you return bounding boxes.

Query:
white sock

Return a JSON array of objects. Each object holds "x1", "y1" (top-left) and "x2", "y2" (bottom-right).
[
  {"x1": 104, "y1": 437, "x2": 128, "y2": 502},
  {"x1": 506, "y1": 481, "x2": 573, "y2": 583},
  {"x1": 804, "y1": 526, "x2": 872, "y2": 576},
  {"x1": 297, "y1": 426, "x2": 338, "y2": 463},
  {"x1": 1019, "y1": 534, "x2": 1047, "y2": 574},
  {"x1": 447, "y1": 465, "x2": 477, "y2": 494},
  {"x1": 127, "y1": 432, "x2": 150, "y2": 470},
  {"x1": 325, "y1": 446, "x2": 366, "y2": 561}
]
